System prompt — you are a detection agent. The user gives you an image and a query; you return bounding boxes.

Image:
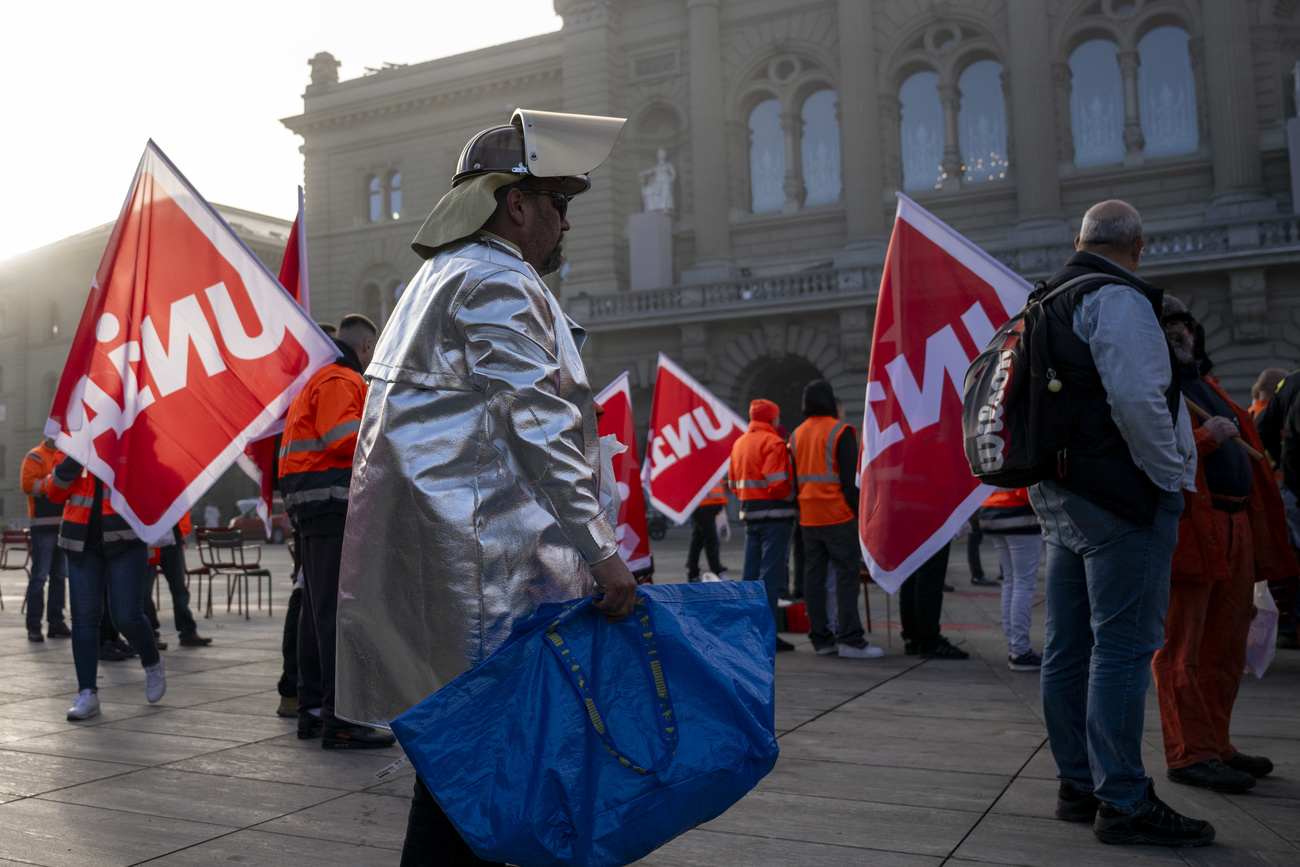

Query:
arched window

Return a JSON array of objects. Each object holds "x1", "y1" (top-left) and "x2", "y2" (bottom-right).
[
  {"x1": 748, "y1": 99, "x2": 785, "y2": 213},
  {"x1": 958, "y1": 60, "x2": 1009, "y2": 184},
  {"x1": 388, "y1": 171, "x2": 403, "y2": 220},
  {"x1": 1069, "y1": 40, "x2": 1125, "y2": 167},
  {"x1": 1138, "y1": 26, "x2": 1197, "y2": 158},
  {"x1": 800, "y1": 90, "x2": 841, "y2": 206},
  {"x1": 899, "y1": 71, "x2": 944, "y2": 191},
  {"x1": 367, "y1": 175, "x2": 382, "y2": 223}
]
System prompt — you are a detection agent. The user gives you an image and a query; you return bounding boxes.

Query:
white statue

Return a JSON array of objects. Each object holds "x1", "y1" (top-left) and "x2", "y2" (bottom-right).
[
  {"x1": 1293, "y1": 60, "x2": 1300, "y2": 119},
  {"x1": 639, "y1": 148, "x2": 676, "y2": 213}
]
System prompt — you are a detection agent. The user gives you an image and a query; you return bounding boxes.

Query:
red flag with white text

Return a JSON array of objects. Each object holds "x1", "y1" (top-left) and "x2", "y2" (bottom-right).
[
  {"x1": 595, "y1": 372, "x2": 652, "y2": 572},
  {"x1": 46, "y1": 142, "x2": 338, "y2": 544},
  {"x1": 859, "y1": 194, "x2": 1032, "y2": 592},
  {"x1": 641, "y1": 353, "x2": 746, "y2": 525},
  {"x1": 236, "y1": 186, "x2": 311, "y2": 536}
]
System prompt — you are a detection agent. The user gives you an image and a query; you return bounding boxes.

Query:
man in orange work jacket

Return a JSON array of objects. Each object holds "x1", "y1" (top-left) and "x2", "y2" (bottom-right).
[
  {"x1": 791, "y1": 381, "x2": 882, "y2": 660},
  {"x1": 21, "y1": 437, "x2": 69, "y2": 642},
  {"x1": 1153, "y1": 297, "x2": 1296, "y2": 794},
  {"x1": 279, "y1": 314, "x2": 394, "y2": 750},
  {"x1": 729, "y1": 398, "x2": 797, "y2": 651}
]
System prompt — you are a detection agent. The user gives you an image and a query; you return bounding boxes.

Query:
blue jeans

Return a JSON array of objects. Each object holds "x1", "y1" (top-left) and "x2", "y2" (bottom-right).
[
  {"x1": 1030, "y1": 480, "x2": 1182, "y2": 808},
  {"x1": 742, "y1": 520, "x2": 794, "y2": 629},
  {"x1": 26, "y1": 530, "x2": 67, "y2": 630},
  {"x1": 67, "y1": 546, "x2": 159, "y2": 691}
]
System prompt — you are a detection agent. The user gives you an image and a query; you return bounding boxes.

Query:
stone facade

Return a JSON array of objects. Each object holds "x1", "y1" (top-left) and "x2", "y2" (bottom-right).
[
  {"x1": 0, "y1": 207, "x2": 290, "y2": 525},
  {"x1": 282, "y1": 0, "x2": 1300, "y2": 437}
]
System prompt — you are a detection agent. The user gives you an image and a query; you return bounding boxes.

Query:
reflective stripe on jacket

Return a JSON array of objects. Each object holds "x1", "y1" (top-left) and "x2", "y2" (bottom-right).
[
  {"x1": 791, "y1": 416, "x2": 854, "y2": 527},
  {"x1": 46, "y1": 466, "x2": 141, "y2": 554},
  {"x1": 728, "y1": 420, "x2": 796, "y2": 520},
  {"x1": 978, "y1": 487, "x2": 1039, "y2": 533},
  {"x1": 278, "y1": 360, "x2": 367, "y2": 528},
  {"x1": 699, "y1": 483, "x2": 728, "y2": 507},
  {"x1": 22, "y1": 443, "x2": 64, "y2": 528}
]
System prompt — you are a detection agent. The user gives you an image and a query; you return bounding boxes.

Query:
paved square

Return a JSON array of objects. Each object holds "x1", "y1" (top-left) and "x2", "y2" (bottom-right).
[{"x1": 0, "y1": 534, "x2": 1294, "y2": 865}]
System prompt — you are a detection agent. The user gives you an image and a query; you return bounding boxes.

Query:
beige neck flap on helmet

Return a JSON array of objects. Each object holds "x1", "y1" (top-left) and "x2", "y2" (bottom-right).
[{"x1": 411, "y1": 108, "x2": 626, "y2": 260}]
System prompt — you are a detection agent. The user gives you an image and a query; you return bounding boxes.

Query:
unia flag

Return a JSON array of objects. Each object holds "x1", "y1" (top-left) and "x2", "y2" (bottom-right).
[
  {"x1": 595, "y1": 372, "x2": 652, "y2": 572},
  {"x1": 860, "y1": 194, "x2": 1032, "y2": 592},
  {"x1": 641, "y1": 353, "x2": 746, "y2": 525},
  {"x1": 46, "y1": 142, "x2": 338, "y2": 544},
  {"x1": 236, "y1": 186, "x2": 311, "y2": 536}
]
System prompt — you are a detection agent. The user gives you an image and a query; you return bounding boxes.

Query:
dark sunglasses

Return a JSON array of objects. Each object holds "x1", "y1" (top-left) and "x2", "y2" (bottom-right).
[{"x1": 520, "y1": 190, "x2": 571, "y2": 220}]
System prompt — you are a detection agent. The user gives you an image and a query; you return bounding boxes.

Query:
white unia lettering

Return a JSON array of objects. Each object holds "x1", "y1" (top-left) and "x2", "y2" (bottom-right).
[
  {"x1": 661, "y1": 411, "x2": 706, "y2": 459},
  {"x1": 140, "y1": 295, "x2": 227, "y2": 397},
  {"x1": 207, "y1": 280, "x2": 313, "y2": 360},
  {"x1": 691, "y1": 405, "x2": 733, "y2": 441}
]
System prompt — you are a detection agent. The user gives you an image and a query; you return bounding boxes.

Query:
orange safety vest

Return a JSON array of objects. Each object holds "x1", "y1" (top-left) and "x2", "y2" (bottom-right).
[
  {"x1": 46, "y1": 466, "x2": 141, "y2": 554},
  {"x1": 728, "y1": 421, "x2": 797, "y2": 520},
  {"x1": 21, "y1": 442, "x2": 64, "y2": 529},
  {"x1": 699, "y1": 483, "x2": 728, "y2": 507},
  {"x1": 278, "y1": 361, "x2": 366, "y2": 524},
  {"x1": 790, "y1": 416, "x2": 855, "y2": 527},
  {"x1": 981, "y1": 487, "x2": 1030, "y2": 509}
]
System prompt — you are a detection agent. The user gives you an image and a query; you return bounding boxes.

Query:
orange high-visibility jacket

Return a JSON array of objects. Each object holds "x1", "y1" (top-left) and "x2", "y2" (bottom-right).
[
  {"x1": 728, "y1": 420, "x2": 797, "y2": 521},
  {"x1": 46, "y1": 464, "x2": 141, "y2": 555},
  {"x1": 699, "y1": 483, "x2": 728, "y2": 507},
  {"x1": 278, "y1": 359, "x2": 366, "y2": 532},
  {"x1": 790, "y1": 416, "x2": 857, "y2": 527},
  {"x1": 21, "y1": 442, "x2": 65, "y2": 530}
]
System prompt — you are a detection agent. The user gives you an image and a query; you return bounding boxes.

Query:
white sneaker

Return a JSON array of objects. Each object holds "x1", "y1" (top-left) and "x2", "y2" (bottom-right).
[
  {"x1": 837, "y1": 643, "x2": 885, "y2": 659},
  {"x1": 145, "y1": 659, "x2": 166, "y2": 703},
  {"x1": 815, "y1": 645, "x2": 839, "y2": 656},
  {"x1": 67, "y1": 689, "x2": 100, "y2": 720},
  {"x1": 716, "y1": 571, "x2": 731, "y2": 581},
  {"x1": 700, "y1": 572, "x2": 722, "y2": 582}
]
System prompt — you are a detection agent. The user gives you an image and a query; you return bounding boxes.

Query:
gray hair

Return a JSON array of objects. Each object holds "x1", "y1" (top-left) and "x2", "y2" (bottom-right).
[{"x1": 1079, "y1": 201, "x2": 1143, "y2": 250}]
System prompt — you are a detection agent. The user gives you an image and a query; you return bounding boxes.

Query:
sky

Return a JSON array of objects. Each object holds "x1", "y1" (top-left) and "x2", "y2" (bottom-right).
[{"x1": 0, "y1": 1, "x2": 562, "y2": 262}]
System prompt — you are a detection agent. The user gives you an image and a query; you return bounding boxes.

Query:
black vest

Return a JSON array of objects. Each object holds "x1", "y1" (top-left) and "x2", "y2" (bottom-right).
[{"x1": 1041, "y1": 251, "x2": 1180, "y2": 525}]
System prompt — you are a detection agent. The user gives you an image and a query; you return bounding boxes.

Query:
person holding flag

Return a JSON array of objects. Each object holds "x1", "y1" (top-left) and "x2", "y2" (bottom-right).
[{"x1": 729, "y1": 398, "x2": 798, "y2": 651}]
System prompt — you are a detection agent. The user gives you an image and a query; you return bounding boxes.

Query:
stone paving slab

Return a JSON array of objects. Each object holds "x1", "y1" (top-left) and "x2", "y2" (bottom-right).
[{"x1": 0, "y1": 534, "x2": 1295, "y2": 866}]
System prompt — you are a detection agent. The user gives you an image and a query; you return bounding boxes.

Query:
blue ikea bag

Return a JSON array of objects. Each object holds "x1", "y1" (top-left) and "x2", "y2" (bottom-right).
[{"x1": 391, "y1": 581, "x2": 779, "y2": 867}]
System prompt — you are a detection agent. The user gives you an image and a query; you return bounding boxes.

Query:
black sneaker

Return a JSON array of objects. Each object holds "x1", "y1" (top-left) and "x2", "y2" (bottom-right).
[
  {"x1": 1223, "y1": 753, "x2": 1273, "y2": 778},
  {"x1": 942, "y1": 583, "x2": 955, "y2": 593},
  {"x1": 1093, "y1": 780, "x2": 1215, "y2": 847},
  {"x1": 904, "y1": 640, "x2": 918, "y2": 656},
  {"x1": 27, "y1": 629, "x2": 44, "y2": 643},
  {"x1": 297, "y1": 713, "x2": 324, "y2": 740},
  {"x1": 775, "y1": 637, "x2": 795, "y2": 652},
  {"x1": 971, "y1": 574, "x2": 999, "y2": 586},
  {"x1": 1008, "y1": 650, "x2": 1043, "y2": 671},
  {"x1": 920, "y1": 636, "x2": 969, "y2": 660},
  {"x1": 321, "y1": 723, "x2": 397, "y2": 750},
  {"x1": 98, "y1": 641, "x2": 132, "y2": 661},
  {"x1": 1167, "y1": 760, "x2": 1255, "y2": 793},
  {"x1": 1056, "y1": 780, "x2": 1100, "y2": 822}
]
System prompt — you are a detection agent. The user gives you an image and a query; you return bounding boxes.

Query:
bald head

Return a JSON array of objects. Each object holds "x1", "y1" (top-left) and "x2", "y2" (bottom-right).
[
  {"x1": 1253, "y1": 367, "x2": 1289, "y2": 401},
  {"x1": 1076, "y1": 200, "x2": 1144, "y2": 273}
]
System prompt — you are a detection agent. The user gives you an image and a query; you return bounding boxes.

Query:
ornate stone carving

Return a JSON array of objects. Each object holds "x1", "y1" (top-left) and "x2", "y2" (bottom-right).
[
  {"x1": 309, "y1": 52, "x2": 340, "y2": 86},
  {"x1": 639, "y1": 149, "x2": 676, "y2": 213},
  {"x1": 680, "y1": 323, "x2": 710, "y2": 377},
  {"x1": 838, "y1": 308, "x2": 871, "y2": 371},
  {"x1": 1229, "y1": 268, "x2": 1269, "y2": 342},
  {"x1": 761, "y1": 321, "x2": 786, "y2": 359},
  {"x1": 555, "y1": 0, "x2": 617, "y2": 30}
]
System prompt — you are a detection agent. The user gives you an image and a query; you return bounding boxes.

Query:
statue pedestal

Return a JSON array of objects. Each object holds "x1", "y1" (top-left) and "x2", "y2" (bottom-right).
[{"x1": 628, "y1": 211, "x2": 673, "y2": 291}]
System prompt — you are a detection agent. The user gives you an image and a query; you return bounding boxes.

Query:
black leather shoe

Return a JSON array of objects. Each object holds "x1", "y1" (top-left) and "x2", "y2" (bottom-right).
[
  {"x1": 919, "y1": 636, "x2": 969, "y2": 660},
  {"x1": 27, "y1": 629, "x2": 44, "y2": 643},
  {"x1": 178, "y1": 633, "x2": 213, "y2": 646},
  {"x1": 321, "y1": 723, "x2": 397, "y2": 750},
  {"x1": 154, "y1": 637, "x2": 168, "y2": 650},
  {"x1": 1094, "y1": 780, "x2": 1214, "y2": 847},
  {"x1": 47, "y1": 623, "x2": 71, "y2": 638},
  {"x1": 904, "y1": 640, "x2": 918, "y2": 656},
  {"x1": 297, "y1": 713, "x2": 324, "y2": 740},
  {"x1": 1056, "y1": 780, "x2": 1100, "y2": 822},
  {"x1": 1223, "y1": 753, "x2": 1272, "y2": 778},
  {"x1": 99, "y1": 641, "x2": 132, "y2": 661},
  {"x1": 1167, "y1": 760, "x2": 1255, "y2": 793},
  {"x1": 775, "y1": 637, "x2": 795, "y2": 652}
]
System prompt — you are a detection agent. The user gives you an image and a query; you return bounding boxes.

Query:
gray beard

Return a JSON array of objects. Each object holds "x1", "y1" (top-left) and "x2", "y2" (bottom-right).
[
  {"x1": 539, "y1": 243, "x2": 564, "y2": 277},
  {"x1": 1172, "y1": 343, "x2": 1195, "y2": 366}
]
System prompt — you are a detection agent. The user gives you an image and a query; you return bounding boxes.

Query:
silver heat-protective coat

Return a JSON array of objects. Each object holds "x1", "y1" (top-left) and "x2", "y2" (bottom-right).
[{"x1": 335, "y1": 236, "x2": 618, "y2": 729}]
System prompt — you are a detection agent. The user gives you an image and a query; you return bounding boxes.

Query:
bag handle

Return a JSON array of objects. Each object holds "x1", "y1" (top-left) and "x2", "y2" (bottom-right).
[{"x1": 544, "y1": 591, "x2": 679, "y2": 775}]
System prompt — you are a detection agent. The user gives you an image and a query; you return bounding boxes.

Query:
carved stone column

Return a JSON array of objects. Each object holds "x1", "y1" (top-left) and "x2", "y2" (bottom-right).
[
  {"x1": 938, "y1": 84, "x2": 963, "y2": 190},
  {"x1": 1051, "y1": 62, "x2": 1075, "y2": 174},
  {"x1": 1202, "y1": 0, "x2": 1274, "y2": 218},
  {"x1": 1187, "y1": 35, "x2": 1210, "y2": 154},
  {"x1": 779, "y1": 109, "x2": 806, "y2": 213},
  {"x1": 685, "y1": 0, "x2": 732, "y2": 281},
  {"x1": 879, "y1": 94, "x2": 903, "y2": 193},
  {"x1": 837, "y1": 0, "x2": 885, "y2": 245},
  {"x1": 1005, "y1": 0, "x2": 1065, "y2": 241},
  {"x1": 725, "y1": 120, "x2": 751, "y2": 220},
  {"x1": 1229, "y1": 268, "x2": 1268, "y2": 342},
  {"x1": 1117, "y1": 50, "x2": 1145, "y2": 166}
]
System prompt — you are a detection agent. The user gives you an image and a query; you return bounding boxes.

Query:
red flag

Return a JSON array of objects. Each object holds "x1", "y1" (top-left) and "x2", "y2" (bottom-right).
[
  {"x1": 641, "y1": 353, "x2": 746, "y2": 525},
  {"x1": 47, "y1": 142, "x2": 337, "y2": 544},
  {"x1": 236, "y1": 187, "x2": 311, "y2": 535},
  {"x1": 859, "y1": 194, "x2": 1032, "y2": 592},
  {"x1": 595, "y1": 372, "x2": 652, "y2": 572}
]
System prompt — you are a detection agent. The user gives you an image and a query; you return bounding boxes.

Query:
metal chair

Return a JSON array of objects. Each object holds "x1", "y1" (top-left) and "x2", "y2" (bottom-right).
[
  {"x1": 203, "y1": 529, "x2": 272, "y2": 619},
  {"x1": 859, "y1": 567, "x2": 890, "y2": 646},
  {"x1": 0, "y1": 529, "x2": 32, "y2": 611}
]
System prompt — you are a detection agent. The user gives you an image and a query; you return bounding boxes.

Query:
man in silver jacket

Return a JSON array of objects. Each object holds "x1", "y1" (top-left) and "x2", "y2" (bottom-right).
[{"x1": 335, "y1": 109, "x2": 637, "y2": 865}]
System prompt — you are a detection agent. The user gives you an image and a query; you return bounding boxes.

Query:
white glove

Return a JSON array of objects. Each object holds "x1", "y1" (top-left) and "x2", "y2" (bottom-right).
[{"x1": 715, "y1": 509, "x2": 731, "y2": 542}]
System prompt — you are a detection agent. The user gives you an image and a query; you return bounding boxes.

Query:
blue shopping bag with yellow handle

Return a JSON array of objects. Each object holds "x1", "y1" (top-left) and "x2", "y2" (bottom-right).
[{"x1": 391, "y1": 581, "x2": 779, "y2": 867}]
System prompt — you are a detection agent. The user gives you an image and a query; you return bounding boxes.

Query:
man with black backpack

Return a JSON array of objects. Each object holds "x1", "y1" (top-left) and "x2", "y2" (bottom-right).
[{"x1": 1026, "y1": 201, "x2": 1211, "y2": 847}]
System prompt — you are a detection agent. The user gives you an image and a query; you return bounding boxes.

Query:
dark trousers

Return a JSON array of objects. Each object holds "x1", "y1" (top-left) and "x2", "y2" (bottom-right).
[
  {"x1": 26, "y1": 529, "x2": 67, "y2": 630},
  {"x1": 686, "y1": 504, "x2": 725, "y2": 577},
  {"x1": 143, "y1": 544, "x2": 198, "y2": 638},
  {"x1": 802, "y1": 520, "x2": 866, "y2": 649},
  {"x1": 967, "y1": 517, "x2": 986, "y2": 579},
  {"x1": 899, "y1": 545, "x2": 949, "y2": 647},
  {"x1": 298, "y1": 533, "x2": 343, "y2": 725},
  {"x1": 278, "y1": 585, "x2": 303, "y2": 698},
  {"x1": 791, "y1": 528, "x2": 805, "y2": 598},
  {"x1": 402, "y1": 776, "x2": 503, "y2": 866},
  {"x1": 67, "y1": 546, "x2": 158, "y2": 691}
]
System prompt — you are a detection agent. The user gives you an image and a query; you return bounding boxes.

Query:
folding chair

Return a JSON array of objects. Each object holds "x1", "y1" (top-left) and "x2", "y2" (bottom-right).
[
  {"x1": 0, "y1": 529, "x2": 32, "y2": 612},
  {"x1": 188, "y1": 528, "x2": 218, "y2": 618},
  {"x1": 204, "y1": 529, "x2": 272, "y2": 619}
]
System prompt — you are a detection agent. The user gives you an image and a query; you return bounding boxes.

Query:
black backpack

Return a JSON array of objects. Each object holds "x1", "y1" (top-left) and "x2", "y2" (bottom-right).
[{"x1": 961, "y1": 275, "x2": 1096, "y2": 487}]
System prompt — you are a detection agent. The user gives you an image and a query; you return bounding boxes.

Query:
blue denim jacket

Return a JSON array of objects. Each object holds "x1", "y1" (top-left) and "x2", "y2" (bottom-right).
[{"x1": 1072, "y1": 282, "x2": 1196, "y2": 493}]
